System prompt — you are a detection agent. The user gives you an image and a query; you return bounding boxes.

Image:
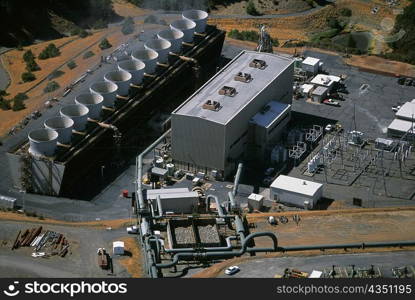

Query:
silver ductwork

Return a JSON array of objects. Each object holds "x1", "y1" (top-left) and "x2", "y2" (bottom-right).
[
  {"x1": 132, "y1": 49, "x2": 158, "y2": 74},
  {"x1": 118, "y1": 59, "x2": 145, "y2": 85},
  {"x1": 144, "y1": 39, "x2": 172, "y2": 64},
  {"x1": 170, "y1": 19, "x2": 196, "y2": 43},
  {"x1": 182, "y1": 9, "x2": 208, "y2": 33},
  {"x1": 44, "y1": 116, "x2": 74, "y2": 144},
  {"x1": 75, "y1": 93, "x2": 104, "y2": 120},
  {"x1": 104, "y1": 70, "x2": 132, "y2": 96},
  {"x1": 90, "y1": 81, "x2": 118, "y2": 108},
  {"x1": 60, "y1": 104, "x2": 89, "y2": 131},
  {"x1": 28, "y1": 128, "x2": 58, "y2": 157},
  {"x1": 157, "y1": 28, "x2": 184, "y2": 54}
]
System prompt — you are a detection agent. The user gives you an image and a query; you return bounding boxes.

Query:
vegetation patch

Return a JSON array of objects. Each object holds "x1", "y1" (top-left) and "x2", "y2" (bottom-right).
[
  {"x1": 38, "y1": 43, "x2": 61, "y2": 59},
  {"x1": 21, "y1": 72, "x2": 36, "y2": 82},
  {"x1": 99, "y1": 38, "x2": 112, "y2": 50},
  {"x1": 228, "y1": 29, "x2": 279, "y2": 46},
  {"x1": 43, "y1": 81, "x2": 60, "y2": 93},
  {"x1": 83, "y1": 50, "x2": 95, "y2": 59}
]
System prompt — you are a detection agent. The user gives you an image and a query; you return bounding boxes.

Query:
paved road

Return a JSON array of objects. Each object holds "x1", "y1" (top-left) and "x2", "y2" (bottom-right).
[
  {"x1": 218, "y1": 251, "x2": 415, "y2": 278},
  {"x1": 0, "y1": 48, "x2": 11, "y2": 90}
]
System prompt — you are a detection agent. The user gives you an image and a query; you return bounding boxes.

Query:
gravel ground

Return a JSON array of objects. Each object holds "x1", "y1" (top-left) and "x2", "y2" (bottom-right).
[{"x1": 198, "y1": 225, "x2": 220, "y2": 244}]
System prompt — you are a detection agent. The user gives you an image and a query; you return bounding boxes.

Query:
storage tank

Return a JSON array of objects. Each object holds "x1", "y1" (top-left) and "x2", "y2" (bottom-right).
[
  {"x1": 44, "y1": 116, "x2": 74, "y2": 144},
  {"x1": 166, "y1": 163, "x2": 175, "y2": 176},
  {"x1": 118, "y1": 59, "x2": 145, "y2": 85},
  {"x1": 182, "y1": 9, "x2": 208, "y2": 33},
  {"x1": 132, "y1": 49, "x2": 159, "y2": 74},
  {"x1": 75, "y1": 93, "x2": 104, "y2": 120},
  {"x1": 28, "y1": 128, "x2": 58, "y2": 157},
  {"x1": 90, "y1": 81, "x2": 118, "y2": 108},
  {"x1": 157, "y1": 28, "x2": 184, "y2": 54},
  {"x1": 170, "y1": 19, "x2": 196, "y2": 43},
  {"x1": 144, "y1": 39, "x2": 172, "y2": 64},
  {"x1": 60, "y1": 104, "x2": 89, "y2": 131}
]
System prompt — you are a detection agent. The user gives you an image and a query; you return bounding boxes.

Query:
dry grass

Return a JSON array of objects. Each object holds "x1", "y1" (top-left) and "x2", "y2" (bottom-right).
[
  {"x1": 0, "y1": 211, "x2": 135, "y2": 229},
  {"x1": 112, "y1": 0, "x2": 151, "y2": 17},
  {"x1": 118, "y1": 236, "x2": 145, "y2": 278}
]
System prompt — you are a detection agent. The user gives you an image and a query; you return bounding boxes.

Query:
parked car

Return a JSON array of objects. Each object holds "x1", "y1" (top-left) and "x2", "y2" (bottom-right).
[
  {"x1": 325, "y1": 124, "x2": 334, "y2": 132},
  {"x1": 126, "y1": 225, "x2": 139, "y2": 234},
  {"x1": 392, "y1": 105, "x2": 401, "y2": 112},
  {"x1": 225, "y1": 266, "x2": 240, "y2": 275},
  {"x1": 323, "y1": 99, "x2": 340, "y2": 106}
]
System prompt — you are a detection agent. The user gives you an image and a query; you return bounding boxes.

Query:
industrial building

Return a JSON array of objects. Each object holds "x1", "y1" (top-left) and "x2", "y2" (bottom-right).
[
  {"x1": 270, "y1": 175, "x2": 323, "y2": 209},
  {"x1": 301, "y1": 57, "x2": 322, "y2": 75},
  {"x1": 171, "y1": 50, "x2": 294, "y2": 178},
  {"x1": 388, "y1": 100, "x2": 415, "y2": 139},
  {"x1": 145, "y1": 188, "x2": 199, "y2": 214},
  {"x1": 310, "y1": 74, "x2": 340, "y2": 92}
]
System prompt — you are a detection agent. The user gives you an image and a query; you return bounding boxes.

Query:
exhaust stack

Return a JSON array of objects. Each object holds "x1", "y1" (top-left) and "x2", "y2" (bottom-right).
[
  {"x1": 75, "y1": 93, "x2": 104, "y2": 120},
  {"x1": 182, "y1": 10, "x2": 208, "y2": 33},
  {"x1": 44, "y1": 116, "x2": 74, "y2": 144},
  {"x1": 118, "y1": 59, "x2": 145, "y2": 85},
  {"x1": 90, "y1": 81, "x2": 118, "y2": 108},
  {"x1": 60, "y1": 104, "x2": 89, "y2": 131},
  {"x1": 104, "y1": 70, "x2": 132, "y2": 97},
  {"x1": 158, "y1": 29, "x2": 184, "y2": 54},
  {"x1": 132, "y1": 49, "x2": 158, "y2": 74},
  {"x1": 170, "y1": 19, "x2": 196, "y2": 43},
  {"x1": 28, "y1": 128, "x2": 58, "y2": 157},
  {"x1": 145, "y1": 39, "x2": 172, "y2": 64}
]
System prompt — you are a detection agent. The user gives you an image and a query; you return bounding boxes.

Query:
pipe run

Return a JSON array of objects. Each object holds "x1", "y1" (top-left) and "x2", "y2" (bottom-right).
[
  {"x1": 156, "y1": 195, "x2": 163, "y2": 217},
  {"x1": 205, "y1": 195, "x2": 225, "y2": 217},
  {"x1": 232, "y1": 163, "x2": 243, "y2": 197}
]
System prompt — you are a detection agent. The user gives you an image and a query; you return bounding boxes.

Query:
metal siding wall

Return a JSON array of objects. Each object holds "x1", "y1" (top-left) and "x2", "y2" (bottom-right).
[{"x1": 172, "y1": 114, "x2": 225, "y2": 170}]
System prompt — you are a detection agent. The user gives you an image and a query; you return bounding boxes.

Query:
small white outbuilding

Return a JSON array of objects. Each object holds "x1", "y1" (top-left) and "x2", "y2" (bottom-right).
[
  {"x1": 113, "y1": 241, "x2": 125, "y2": 255},
  {"x1": 270, "y1": 175, "x2": 323, "y2": 209}
]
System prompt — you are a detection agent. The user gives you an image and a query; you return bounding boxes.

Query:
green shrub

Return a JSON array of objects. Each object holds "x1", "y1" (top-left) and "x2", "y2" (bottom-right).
[
  {"x1": 67, "y1": 60, "x2": 77, "y2": 69},
  {"x1": 44, "y1": 81, "x2": 60, "y2": 93},
  {"x1": 49, "y1": 70, "x2": 65, "y2": 80},
  {"x1": 23, "y1": 50, "x2": 35, "y2": 63},
  {"x1": 38, "y1": 43, "x2": 60, "y2": 59},
  {"x1": 26, "y1": 59, "x2": 40, "y2": 72},
  {"x1": 0, "y1": 98, "x2": 11, "y2": 111},
  {"x1": 83, "y1": 50, "x2": 95, "y2": 59},
  {"x1": 21, "y1": 72, "x2": 36, "y2": 82},
  {"x1": 340, "y1": 8, "x2": 352, "y2": 17},
  {"x1": 78, "y1": 29, "x2": 89, "y2": 38},
  {"x1": 93, "y1": 19, "x2": 107, "y2": 29},
  {"x1": 99, "y1": 38, "x2": 112, "y2": 50},
  {"x1": 246, "y1": 0, "x2": 260, "y2": 16},
  {"x1": 12, "y1": 97, "x2": 26, "y2": 111},
  {"x1": 14, "y1": 93, "x2": 28, "y2": 101}
]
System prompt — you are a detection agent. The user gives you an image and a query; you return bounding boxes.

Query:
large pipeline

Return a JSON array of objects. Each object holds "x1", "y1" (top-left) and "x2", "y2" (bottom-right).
[{"x1": 232, "y1": 163, "x2": 243, "y2": 197}]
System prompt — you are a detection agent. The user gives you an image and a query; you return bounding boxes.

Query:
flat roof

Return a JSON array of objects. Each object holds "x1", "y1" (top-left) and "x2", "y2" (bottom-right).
[
  {"x1": 173, "y1": 50, "x2": 294, "y2": 125},
  {"x1": 310, "y1": 74, "x2": 340, "y2": 87},
  {"x1": 396, "y1": 102, "x2": 415, "y2": 120},
  {"x1": 302, "y1": 56, "x2": 320, "y2": 66},
  {"x1": 147, "y1": 188, "x2": 190, "y2": 196},
  {"x1": 301, "y1": 84, "x2": 314, "y2": 93},
  {"x1": 388, "y1": 118, "x2": 415, "y2": 133},
  {"x1": 270, "y1": 175, "x2": 323, "y2": 196},
  {"x1": 147, "y1": 192, "x2": 199, "y2": 200},
  {"x1": 312, "y1": 86, "x2": 328, "y2": 96},
  {"x1": 248, "y1": 193, "x2": 264, "y2": 201},
  {"x1": 250, "y1": 101, "x2": 291, "y2": 128}
]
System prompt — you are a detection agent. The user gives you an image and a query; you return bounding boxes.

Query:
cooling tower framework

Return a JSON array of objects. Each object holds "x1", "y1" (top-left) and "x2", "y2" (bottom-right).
[
  {"x1": 132, "y1": 49, "x2": 159, "y2": 74},
  {"x1": 118, "y1": 59, "x2": 146, "y2": 85},
  {"x1": 90, "y1": 81, "x2": 118, "y2": 108},
  {"x1": 60, "y1": 104, "x2": 89, "y2": 131},
  {"x1": 28, "y1": 128, "x2": 59, "y2": 157},
  {"x1": 158, "y1": 28, "x2": 184, "y2": 54},
  {"x1": 75, "y1": 93, "x2": 104, "y2": 120},
  {"x1": 44, "y1": 116, "x2": 74, "y2": 144},
  {"x1": 182, "y1": 9, "x2": 208, "y2": 33},
  {"x1": 170, "y1": 19, "x2": 196, "y2": 43}
]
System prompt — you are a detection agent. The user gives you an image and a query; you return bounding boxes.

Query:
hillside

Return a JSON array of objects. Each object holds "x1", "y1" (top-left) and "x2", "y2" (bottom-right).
[{"x1": 0, "y1": 0, "x2": 122, "y2": 47}]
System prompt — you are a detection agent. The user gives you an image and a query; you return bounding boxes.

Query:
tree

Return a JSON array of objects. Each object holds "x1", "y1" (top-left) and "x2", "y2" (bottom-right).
[
  {"x1": 246, "y1": 0, "x2": 259, "y2": 16},
  {"x1": 83, "y1": 51, "x2": 95, "y2": 59},
  {"x1": 0, "y1": 98, "x2": 11, "y2": 111},
  {"x1": 347, "y1": 34, "x2": 357, "y2": 49},
  {"x1": 99, "y1": 38, "x2": 112, "y2": 50},
  {"x1": 327, "y1": 17, "x2": 342, "y2": 30},
  {"x1": 14, "y1": 93, "x2": 28, "y2": 101},
  {"x1": 12, "y1": 97, "x2": 25, "y2": 111},
  {"x1": 26, "y1": 59, "x2": 40, "y2": 72},
  {"x1": 44, "y1": 81, "x2": 60, "y2": 93},
  {"x1": 340, "y1": 8, "x2": 352, "y2": 17},
  {"x1": 23, "y1": 50, "x2": 35, "y2": 63},
  {"x1": 38, "y1": 43, "x2": 60, "y2": 59},
  {"x1": 67, "y1": 60, "x2": 77, "y2": 70},
  {"x1": 78, "y1": 29, "x2": 89, "y2": 38},
  {"x1": 21, "y1": 72, "x2": 36, "y2": 82}
]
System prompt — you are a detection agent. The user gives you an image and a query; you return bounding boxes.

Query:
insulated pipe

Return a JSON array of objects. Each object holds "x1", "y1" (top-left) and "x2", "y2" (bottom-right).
[
  {"x1": 44, "y1": 116, "x2": 74, "y2": 144},
  {"x1": 232, "y1": 163, "x2": 243, "y2": 197},
  {"x1": 228, "y1": 192, "x2": 237, "y2": 211},
  {"x1": 170, "y1": 19, "x2": 196, "y2": 43},
  {"x1": 182, "y1": 9, "x2": 208, "y2": 33},
  {"x1": 118, "y1": 59, "x2": 145, "y2": 85},
  {"x1": 75, "y1": 93, "x2": 104, "y2": 120},
  {"x1": 104, "y1": 70, "x2": 132, "y2": 96},
  {"x1": 131, "y1": 49, "x2": 158, "y2": 74},
  {"x1": 205, "y1": 195, "x2": 225, "y2": 217},
  {"x1": 156, "y1": 195, "x2": 163, "y2": 217},
  {"x1": 164, "y1": 236, "x2": 238, "y2": 254},
  {"x1": 144, "y1": 39, "x2": 172, "y2": 64},
  {"x1": 90, "y1": 81, "x2": 118, "y2": 108},
  {"x1": 155, "y1": 232, "x2": 278, "y2": 269},
  {"x1": 157, "y1": 28, "x2": 184, "y2": 54}
]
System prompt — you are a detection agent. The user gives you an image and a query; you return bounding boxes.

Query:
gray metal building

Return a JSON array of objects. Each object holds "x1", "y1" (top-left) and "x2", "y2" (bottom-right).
[{"x1": 171, "y1": 50, "x2": 294, "y2": 177}]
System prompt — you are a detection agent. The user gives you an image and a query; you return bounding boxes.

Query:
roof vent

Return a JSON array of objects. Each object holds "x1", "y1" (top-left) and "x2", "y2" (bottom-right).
[
  {"x1": 218, "y1": 86, "x2": 237, "y2": 97},
  {"x1": 234, "y1": 72, "x2": 252, "y2": 83},
  {"x1": 202, "y1": 100, "x2": 221, "y2": 111},
  {"x1": 249, "y1": 59, "x2": 266, "y2": 69}
]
